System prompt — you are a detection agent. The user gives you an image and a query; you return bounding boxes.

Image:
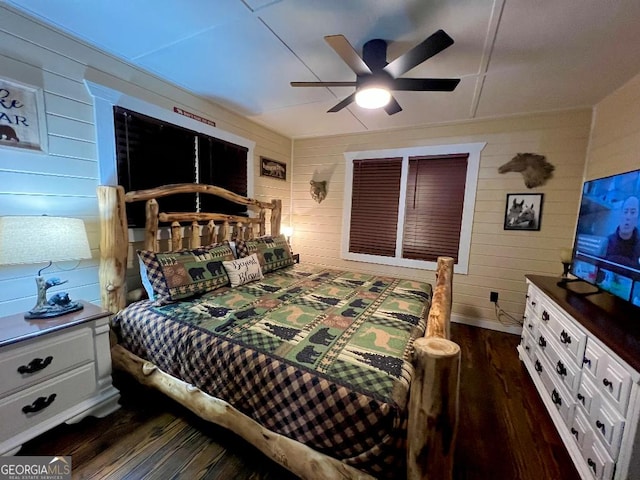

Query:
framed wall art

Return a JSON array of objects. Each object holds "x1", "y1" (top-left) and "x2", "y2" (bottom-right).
[
  {"x1": 0, "y1": 77, "x2": 47, "y2": 152},
  {"x1": 260, "y1": 157, "x2": 287, "y2": 180},
  {"x1": 504, "y1": 193, "x2": 544, "y2": 231}
]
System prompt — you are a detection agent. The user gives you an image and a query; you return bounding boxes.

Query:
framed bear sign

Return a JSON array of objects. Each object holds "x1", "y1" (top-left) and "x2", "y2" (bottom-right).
[{"x1": 0, "y1": 77, "x2": 47, "y2": 152}]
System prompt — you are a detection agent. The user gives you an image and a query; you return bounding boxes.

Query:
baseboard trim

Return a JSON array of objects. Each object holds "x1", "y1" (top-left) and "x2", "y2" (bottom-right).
[{"x1": 452, "y1": 313, "x2": 523, "y2": 335}]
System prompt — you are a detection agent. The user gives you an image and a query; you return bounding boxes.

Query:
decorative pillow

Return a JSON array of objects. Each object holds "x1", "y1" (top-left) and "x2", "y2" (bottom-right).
[
  {"x1": 138, "y1": 242, "x2": 235, "y2": 304},
  {"x1": 222, "y1": 253, "x2": 264, "y2": 287},
  {"x1": 235, "y1": 234, "x2": 294, "y2": 273}
]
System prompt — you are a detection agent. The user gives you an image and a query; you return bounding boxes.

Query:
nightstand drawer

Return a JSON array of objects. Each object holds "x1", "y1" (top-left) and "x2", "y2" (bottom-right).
[
  {"x1": 0, "y1": 363, "x2": 96, "y2": 442},
  {"x1": 0, "y1": 327, "x2": 94, "y2": 397}
]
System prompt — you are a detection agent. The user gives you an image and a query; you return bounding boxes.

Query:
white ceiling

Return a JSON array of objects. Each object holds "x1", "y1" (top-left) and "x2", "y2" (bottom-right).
[{"x1": 7, "y1": 0, "x2": 640, "y2": 139}]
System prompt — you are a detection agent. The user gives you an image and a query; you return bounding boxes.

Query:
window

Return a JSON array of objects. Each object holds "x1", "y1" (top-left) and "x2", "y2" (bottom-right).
[
  {"x1": 342, "y1": 143, "x2": 485, "y2": 274},
  {"x1": 114, "y1": 107, "x2": 248, "y2": 227}
]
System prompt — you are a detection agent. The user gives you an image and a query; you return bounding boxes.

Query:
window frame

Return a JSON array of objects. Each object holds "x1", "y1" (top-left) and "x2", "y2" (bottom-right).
[{"x1": 341, "y1": 143, "x2": 485, "y2": 274}]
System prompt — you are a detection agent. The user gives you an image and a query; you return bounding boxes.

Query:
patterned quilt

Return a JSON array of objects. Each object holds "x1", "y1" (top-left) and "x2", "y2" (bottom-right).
[{"x1": 111, "y1": 263, "x2": 432, "y2": 478}]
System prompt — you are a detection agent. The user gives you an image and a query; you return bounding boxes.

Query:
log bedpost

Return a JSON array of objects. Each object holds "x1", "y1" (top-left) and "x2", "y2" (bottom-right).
[
  {"x1": 270, "y1": 199, "x2": 281, "y2": 236},
  {"x1": 97, "y1": 185, "x2": 128, "y2": 314},
  {"x1": 407, "y1": 256, "x2": 459, "y2": 480},
  {"x1": 144, "y1": 199, "x2": 159, "y2": 252}
]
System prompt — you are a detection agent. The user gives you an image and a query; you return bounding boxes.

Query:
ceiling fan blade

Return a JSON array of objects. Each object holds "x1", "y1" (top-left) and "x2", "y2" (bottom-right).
[
  {"x1": 324, "y1": 35, "x2": 372, "y2": 76},
  {"x1": 327, "y1": 93, "x2": 356, "y2": 113},
  {"x1": 383, "y1": 29, "x2": 454, "y2": 78},
  {"x1": 384, "y1": 97, "x2": 402, "y2": 115},
  {"x1": 290, "y1": 81, "x2": 357, "y2": 87},
  {"x1": 390, "y1": 78, "x2": 460, "y2": 91}
]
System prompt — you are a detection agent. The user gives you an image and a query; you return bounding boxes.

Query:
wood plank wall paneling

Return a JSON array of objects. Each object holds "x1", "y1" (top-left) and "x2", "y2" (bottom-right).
[
  {"x1": 587, "y1": 72, "x2": 640, "y2": 181},
  {"x1": 0, "y1": 5, "x2": 291, "y2": 316},
  {"x1": 291, "y1": 109, "x2": 592, "y2": 332}
]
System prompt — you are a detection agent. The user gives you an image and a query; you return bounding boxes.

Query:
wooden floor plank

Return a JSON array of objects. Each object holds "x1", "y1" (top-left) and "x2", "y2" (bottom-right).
[{"x1": 16, "y1": 323, "x2": 580, "y2": 480}]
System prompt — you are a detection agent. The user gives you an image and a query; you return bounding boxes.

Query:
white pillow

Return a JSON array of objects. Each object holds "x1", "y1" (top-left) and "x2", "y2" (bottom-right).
[{"x1": 222, "y1": 253, "x2": 264, "y2": 287}]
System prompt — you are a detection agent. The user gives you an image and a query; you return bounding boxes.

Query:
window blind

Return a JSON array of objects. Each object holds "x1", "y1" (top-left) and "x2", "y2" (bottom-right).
[
  {"x1": 402, "y1": 154, "x2": 468, "y2": 262},
  {"x1": 349, "y1": 157, "x2": 402, "y2": 257}
]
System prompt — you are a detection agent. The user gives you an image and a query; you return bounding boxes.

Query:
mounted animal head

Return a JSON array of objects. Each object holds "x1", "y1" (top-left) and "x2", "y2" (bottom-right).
[
  {"x1": 310, "y1": 180, "x2": 327, "y2": 203},
  {"x1": 498, "y1": 153, "x2": 555, "y2": 188}
]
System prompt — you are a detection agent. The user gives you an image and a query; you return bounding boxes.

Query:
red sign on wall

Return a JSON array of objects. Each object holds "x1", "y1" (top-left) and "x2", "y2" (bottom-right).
[{"x1": 173, "y1": 107, "x2": 216, "y2": 127}]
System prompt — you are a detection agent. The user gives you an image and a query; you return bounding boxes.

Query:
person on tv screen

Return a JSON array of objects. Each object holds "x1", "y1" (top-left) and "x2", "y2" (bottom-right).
[{"x1": 606, "y1": 195, "x2": 640, "y2": 268}]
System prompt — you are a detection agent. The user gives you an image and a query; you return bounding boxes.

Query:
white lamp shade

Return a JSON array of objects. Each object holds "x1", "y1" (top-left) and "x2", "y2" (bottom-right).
[
  {"x1": 0, "y1": 216, "x2": 92, "y2": 266},
  {"x1": 355, "y1": 87, "x2": 391, "y2": 109}
]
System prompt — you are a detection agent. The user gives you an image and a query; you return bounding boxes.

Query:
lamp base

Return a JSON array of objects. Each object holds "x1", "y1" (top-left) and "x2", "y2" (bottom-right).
[{"x1": 25, "y1": 301, "x2": 84, "y2": 320}]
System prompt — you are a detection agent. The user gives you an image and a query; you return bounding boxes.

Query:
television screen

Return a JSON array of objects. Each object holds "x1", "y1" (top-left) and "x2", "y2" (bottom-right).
[{"x1": 571, "y1": 169, "x2": 640, "y2": 307}]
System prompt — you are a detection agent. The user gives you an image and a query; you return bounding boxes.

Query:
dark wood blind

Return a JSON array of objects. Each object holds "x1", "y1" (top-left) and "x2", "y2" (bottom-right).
[
  {"x1": 114, "y1": 106, "x2": 248, "y2": 227},
  {"x1": 349, "y1": 157, "x2": 402, "y2": 257},
  {"x1": 402, "y1": 154, "x2": 468, "y2": 262}
]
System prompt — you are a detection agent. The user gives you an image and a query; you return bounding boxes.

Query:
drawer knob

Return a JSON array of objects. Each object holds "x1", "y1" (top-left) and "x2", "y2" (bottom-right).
[
  {"x1": 577, "y1": 393, "x2": 585, "y2": 405},
  {"x1": 535, "y1": 360, "x2": 543, "y2": 373},
  {"x1": 560, "y1": 330, "x2": 572, "y2": 345},
  {"x1": 17, "y1": 356, "x2": 53, "y2": 375},
  {"x1": 527, "y1": 322, "x2": 533, "y2": 330},
  {"x1": 596, "y1": 420, "x2": 606, "y2": 435},
  {"x1": 556, "y1": 361, "x2": 567, "y2": 378},
  {"x1": 587, "y1": 458, "x2": 597, "y2": 474},
  {"x1": 603, "y1": 378, "x2": 613, "y2": 390},
  {"x1": 541, "y1": 310, "x2": 549, "y2": 321},
  {"x1": 583, "y1": 357, "x2": 592, "y2": 368},
  {"x1": 551, "y1": 389, "x2": 562, "y2": 406},
  {"x1": 538, "y1": 336, "x2": 547, "y2": 348},
  {"x1": 22, "y1": 393, "x2": 57, "y2": 414},
  {"x1": 570, "y1": 427, "x2": 579, "y2": 439},
  {"x1": 525, "y1": 346, "x2": 530, "y2": 352}
]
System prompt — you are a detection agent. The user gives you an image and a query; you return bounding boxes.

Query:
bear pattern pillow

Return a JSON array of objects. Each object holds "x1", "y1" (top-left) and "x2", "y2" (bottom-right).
[
  {"x1": 235, "y1": 234, "x2": 294, "y2": 273},
  {"x1": 222, "y1": 253, "x2": 264, "y2": 287},
  {"x1": 138, "y1": 242, "x2": 235, "y2": 304}
]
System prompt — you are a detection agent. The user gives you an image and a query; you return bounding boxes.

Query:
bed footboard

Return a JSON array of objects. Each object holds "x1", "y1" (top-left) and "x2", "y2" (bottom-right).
[{"x1": 407, "y1": 256, "x2": 460, "y2": 480}]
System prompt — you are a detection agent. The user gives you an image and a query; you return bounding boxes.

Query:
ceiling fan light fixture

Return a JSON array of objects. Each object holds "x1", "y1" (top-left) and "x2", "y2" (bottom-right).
[{"x1": 355, "y1": 87, "x2": 391, "y2": 109}]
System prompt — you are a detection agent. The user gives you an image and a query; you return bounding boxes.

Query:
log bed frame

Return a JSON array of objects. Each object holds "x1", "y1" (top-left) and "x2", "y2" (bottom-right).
[{"x1": 97, "y1": 183, "x2": 460, "y2": 480}]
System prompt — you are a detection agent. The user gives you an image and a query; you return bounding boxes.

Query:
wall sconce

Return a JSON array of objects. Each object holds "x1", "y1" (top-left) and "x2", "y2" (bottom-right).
[{"x1": 0, "y1": 216, "x2": 92, "y2": 319}]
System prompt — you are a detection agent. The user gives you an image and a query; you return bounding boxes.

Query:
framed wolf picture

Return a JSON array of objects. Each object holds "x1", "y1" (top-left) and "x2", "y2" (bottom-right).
[
  {"x1": 260, "y1": 157, "x2": 287, "y2": 180},
  {"x1": 504, "y1": 193, "x2": 544, "y2": 231}
]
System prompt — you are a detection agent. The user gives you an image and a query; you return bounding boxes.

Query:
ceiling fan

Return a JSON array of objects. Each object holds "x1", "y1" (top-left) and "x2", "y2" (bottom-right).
[{"x1": 291, "y1": 30, "x2": 460, "y2": 115}]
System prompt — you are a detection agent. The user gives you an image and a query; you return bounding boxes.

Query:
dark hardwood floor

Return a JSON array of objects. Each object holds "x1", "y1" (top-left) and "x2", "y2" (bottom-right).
[{"x1": 18, "y1": 323, "x2": 580, "y2": 480}]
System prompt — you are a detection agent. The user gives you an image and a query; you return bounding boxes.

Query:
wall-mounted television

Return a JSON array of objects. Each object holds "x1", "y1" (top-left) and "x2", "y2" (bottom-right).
[{"x1": 570, "y1": 168, "x2": 640, "y2": 307}]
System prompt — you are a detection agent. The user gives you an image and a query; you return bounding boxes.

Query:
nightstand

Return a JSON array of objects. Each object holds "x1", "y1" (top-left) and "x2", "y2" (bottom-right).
[
  {"x1": 292, "y1": 253, "x2": 300, "y2": 263},
  {"x1": 0, "y1": 302, "x2": 120, "y2": 455}
]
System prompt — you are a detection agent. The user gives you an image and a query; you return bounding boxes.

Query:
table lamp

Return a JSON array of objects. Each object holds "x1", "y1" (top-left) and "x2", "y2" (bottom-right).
[
  {"x1": 0, "y1": 216, "x2": 92, "y2": 319},
  {"x1": 282, "y1": 225, "x2": 293, "y2": 247}
]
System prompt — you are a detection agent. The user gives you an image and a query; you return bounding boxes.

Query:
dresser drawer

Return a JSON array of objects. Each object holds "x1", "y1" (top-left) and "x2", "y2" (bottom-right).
[
  {"x1": 595, "y1": 354, "x2": 632, "y2": 416},
  {"x1": 520, "y1": 329, "x2": 536, "y2": 362},
  {"x1": 0, "y1": 363, "x2": 96, "y2": 442},
  {"x1": 577, "y1": 373, "x2": 599, "y2": 419},
  {"x1": 590, "y1": 395, "x2": 625, "y2": 459},
  {"x1": 537, "y1": 323, "x2": 581, "y2": 395},
  {"x1": 537, "y1": 299, "x2": 587, "y2": 367},
  {"x1": 570, "y1": 408, "x2": 593, "y2": 452},
  {"x1": 534, "y1": 352, "x2": 575, "y2": 427},
  {"x1": 582, "y1": 434, "x2": 615, "y2": 480},
  {"x1": 0, "y1": 327, "x2": 94, "y2": 397},
  {"x1": 582, "y1": 339, "x2": 606, "y2": 380}
]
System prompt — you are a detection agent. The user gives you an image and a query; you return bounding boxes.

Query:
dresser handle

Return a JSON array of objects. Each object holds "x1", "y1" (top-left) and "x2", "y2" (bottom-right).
[
  {"x1": 596, "y1": 420, "x2": 606, "y2": 435},
  {"x1": 525, "y1": 346, "x2": 530, "y2": 351},
  {"x1": 535, "y1": 360, "x2": 543, "y2": 373},
  {"x1": 17, "y1": 356, "x2": 53, "y2": 375},
  {"x1": 560, "y1": 330, "x2": 572, "y2": 345},
  {"x1": 541, "y1": 310, "x2": 549, "y2": 321},
  {"x1": 22, "y1": 394, "x2": 56, "y2": 414},
  {"x1": 531, "y1": 301, "x2": 536, "y2": 306},
  {"x1": 570, "y1": 427, "x2": 579, "y2": 439},
  {"x1": 583, "y1": 357, "x2": 591, "y2": 367},
  {"x1": 527, "y1": 322, "x2": 533, "y2": 330},
  {"x1": 603, "y1": 378, "x2": 613, "y2": 390},
  {"x1": 587, "y1": 458, "x2": 597, "y2": 473},
  {"x1": 538, "y1": 336, "x2": 547, "y2": 348},
  {"x1": 551, "y1": 389, "x2": 562, "y2": 406},
  {"x1": 577, "y1": 393, "x2": 585, "y2": 404},
  {"x1": 556, "y1": 361, "x2": 567, "y2": 377}
]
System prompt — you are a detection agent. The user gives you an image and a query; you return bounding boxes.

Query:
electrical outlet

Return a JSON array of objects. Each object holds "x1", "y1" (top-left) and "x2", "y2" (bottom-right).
[{"x1": 490, "y1": 291, "x2": 499, "y2": 303}]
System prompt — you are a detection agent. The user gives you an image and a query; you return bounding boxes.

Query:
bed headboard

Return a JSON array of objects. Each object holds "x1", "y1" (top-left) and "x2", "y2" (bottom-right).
[{"x1": 97, "y1": 183, "x2": 282, "y2": 314}]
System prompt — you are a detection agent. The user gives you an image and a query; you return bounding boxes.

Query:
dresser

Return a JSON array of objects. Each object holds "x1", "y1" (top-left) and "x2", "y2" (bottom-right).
[
  {"x1": 518, "y1": 276, "x2": 640, "y2": 480},
  {"x1": 0, "y1": 302, "x2": 120, "y2": 455}
]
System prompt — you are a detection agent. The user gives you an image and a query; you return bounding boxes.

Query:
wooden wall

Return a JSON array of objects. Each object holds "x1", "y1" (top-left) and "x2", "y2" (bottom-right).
[
  {"x1": 291, "y1": 110, "x2": 592, "y2": 332},
  {"x1": 0, "y1": 5, "x2": 291, "y2": 317},
  {"x1": 587, "y1": 72, "x2": 640, "y2": 180}
]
